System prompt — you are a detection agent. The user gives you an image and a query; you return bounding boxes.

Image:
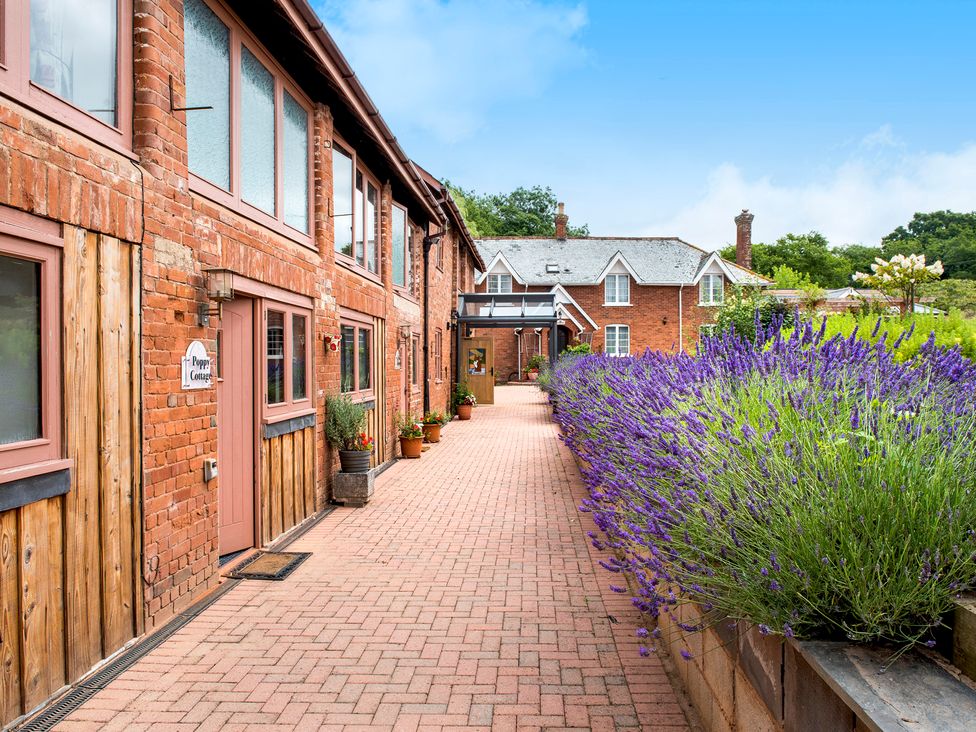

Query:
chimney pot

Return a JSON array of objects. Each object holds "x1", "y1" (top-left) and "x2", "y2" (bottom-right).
[
  {"x1": 555, "y1": 201, "x2": 569, "y2": 239},
  {"x1": 734, "y1": 209, "x2": 754, "y2": 270}
]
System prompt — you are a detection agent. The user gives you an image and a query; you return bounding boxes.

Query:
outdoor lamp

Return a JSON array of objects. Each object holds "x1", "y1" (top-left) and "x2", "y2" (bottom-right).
[{"x1": 199, "y1": 268, "x2": 236, "y2": 327}]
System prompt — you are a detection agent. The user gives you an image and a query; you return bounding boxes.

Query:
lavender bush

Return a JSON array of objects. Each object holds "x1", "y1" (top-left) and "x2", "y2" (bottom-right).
[{"x1": 553, "y1": 321, "x2": 976, "y2": 650}]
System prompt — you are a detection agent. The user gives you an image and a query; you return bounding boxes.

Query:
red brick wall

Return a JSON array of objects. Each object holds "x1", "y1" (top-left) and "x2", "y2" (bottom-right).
[{"x1": 469, "y1": 279, "x2": 725, "y2": 372}]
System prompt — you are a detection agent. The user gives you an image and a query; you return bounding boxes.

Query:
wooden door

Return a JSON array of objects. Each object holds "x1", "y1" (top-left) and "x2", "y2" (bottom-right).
[
  {"x1": 217, "y1": 297, "x2": 255, "y2": 555},
  {"x1": 463, "y1": 337, "x2": 494, "y2": 405}
]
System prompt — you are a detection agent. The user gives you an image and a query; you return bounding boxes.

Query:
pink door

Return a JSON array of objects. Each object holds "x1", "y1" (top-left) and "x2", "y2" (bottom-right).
[{"x1": 217, "y1": 297, "x2": 255, "y2": 555}]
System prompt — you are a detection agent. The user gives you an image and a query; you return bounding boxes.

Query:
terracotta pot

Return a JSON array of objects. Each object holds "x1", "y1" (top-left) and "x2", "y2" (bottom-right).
[
  {"x1": 456, "y1": 404, "x2": 473, "y2": 420},
  {"x1": 399, "y1": 436, "x2": 423, "y2": 458},
  {"x1": 422, "y1": 423, "x2": 442, "y2": 443},
  {"x1": 338, "y1": 449, "x2": 372, "y2": 473},
  {"x1": 527, "y1": 370, "x2": 539, "y2": 381}
]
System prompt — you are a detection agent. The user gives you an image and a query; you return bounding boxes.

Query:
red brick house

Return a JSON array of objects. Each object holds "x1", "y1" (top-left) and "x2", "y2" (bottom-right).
[
  {"x1": 472, "y1": 208, "x2": 769, "y2": 380},
  {"x1": 0, "y1": 0, "x2": 478, "y2": 725}
]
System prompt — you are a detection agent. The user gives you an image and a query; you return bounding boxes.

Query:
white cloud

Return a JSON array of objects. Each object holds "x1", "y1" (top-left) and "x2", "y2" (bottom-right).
[
  {"x1": 316, "y1": 0, "x2": 587, "y2": 143},
  {"x1": 637, "y1": 140, "x2": 976, "y2": 250}
]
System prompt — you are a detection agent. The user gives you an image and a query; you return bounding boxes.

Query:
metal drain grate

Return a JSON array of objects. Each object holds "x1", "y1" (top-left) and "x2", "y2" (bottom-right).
[{"x1": 14, "y1": 579, "x2": 240, "y2": 730}]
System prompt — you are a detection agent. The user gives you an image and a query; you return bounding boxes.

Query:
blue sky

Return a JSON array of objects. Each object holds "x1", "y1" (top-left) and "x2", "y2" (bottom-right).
[{"x1": 316, "y1": 0, "x2": 976, "y2": 250}]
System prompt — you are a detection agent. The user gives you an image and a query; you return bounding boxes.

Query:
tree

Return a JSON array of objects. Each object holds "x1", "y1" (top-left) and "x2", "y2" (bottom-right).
[
  {"x1": 919, "y1": 279, "x2": 976, "y2": 317},
  {"x1": 721, "y1": 232, "x2": 854, "y2": 288},
  {"x1": 770, "y1": 264, "x2": 813, "y2": 289},
  {"x1": 882, "y1": 211, "x2": 976, "y2": 280},
  {"x1": 445, "y1": 183, "x2": 590, "y2": 238},
  {"x1": 852, "y1": 254, "x2": 944, "y2": 314}
]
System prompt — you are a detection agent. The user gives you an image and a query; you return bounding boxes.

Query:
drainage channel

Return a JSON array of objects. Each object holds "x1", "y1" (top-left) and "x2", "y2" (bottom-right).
[{"x1": 15, "y1": 505, "x2": 338, "y2": 730}]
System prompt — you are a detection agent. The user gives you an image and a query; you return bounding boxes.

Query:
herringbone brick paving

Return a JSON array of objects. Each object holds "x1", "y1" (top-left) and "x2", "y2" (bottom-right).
[{"x1": 55, "y1": 386, "x2": 689, "y2": 731}]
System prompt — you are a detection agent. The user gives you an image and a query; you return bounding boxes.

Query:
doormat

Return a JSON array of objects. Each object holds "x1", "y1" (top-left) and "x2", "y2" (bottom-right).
[{"x1": 228, "y1": 551, "x2": 311, "y2": 580}]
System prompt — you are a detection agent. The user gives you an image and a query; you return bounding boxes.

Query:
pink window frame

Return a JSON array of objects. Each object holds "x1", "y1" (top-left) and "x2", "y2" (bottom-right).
[
  {"x1": 332, "y1": 134, "x2": 382, "y2": 284},
  {"x1": 262, "y1": 300, "x2": 313, "y2": 423},
  {"x1": 338, "y1": 309, "x2": 374, "y2": 403},
  {"x1": 185, "y1": 0, "x2": 315, "y2": 249},
  {"x1": 391, "y1": 202, "x2": 411, "y2": 295},
  {"x1": 0, "y1": 210, "x2": 66, "y2": 483},
  {"x1": 0, "y1": 0, "x2": 133, "y2": 155},
  {"x1": 433, "y1": 329, "x2": 443, "y2": 383}
]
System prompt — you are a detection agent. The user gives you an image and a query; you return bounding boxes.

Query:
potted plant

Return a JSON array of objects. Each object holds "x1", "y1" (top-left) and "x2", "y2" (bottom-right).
[
  {"x1": 523, "y1": 354, "x2": 547, "y2": 381},
  {"x1": 422, "y1": 411, "x2": 446, "y2": 443},
  {"x1": 325, "y1": 395, "x2": 372, "y2": 472},
  {"x1": 453, "y1": 382, "x2": 477, "y2": 420},
  {"x1": 397, "y1": 412, "x2": 424, "y2": 458}
]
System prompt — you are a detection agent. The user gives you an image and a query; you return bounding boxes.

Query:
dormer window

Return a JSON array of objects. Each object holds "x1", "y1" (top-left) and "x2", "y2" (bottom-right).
[
  {"x1": 604, "y1": 274, "x2": 630, "y2": 305},
  {"x1": 700, "y1": 273, "x2": 725, "y2": 305},
  {"x1": 487, "y1": 274, "x2": 512, "y2": 294}
]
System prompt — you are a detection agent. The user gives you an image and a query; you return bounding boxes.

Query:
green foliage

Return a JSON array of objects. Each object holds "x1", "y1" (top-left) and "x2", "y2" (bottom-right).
[
  {"x1": 324, "y1": 395, "x2": 367, "y2": 451},
  {"x1": 714, "y1": 287, "x2": 795, "y2": 342},
  {"x1": 445, "y1": 182, "x2": 589, "y2": 238},
  {"x1": 883, "y1": 210, "x2": 976, "y2": 280},
  {"x1": 564, "y1": 342, "x2": 592, "y2": 355},
  {"x1": 806, "y1": 311, "x2": 976, "y2": 361},
  {"x1": 423, "y1": 411, "x2": 446, "y2": 425},
  {"x1": 395, "y1": 412, "x2": 423, "y2": 439},
  {"x1": 920, "y1": 279, "x2": 976, "y2": 317},
  {"x1": 721, "y1": 232, "x2": 855, "y2": 288},
  {"x1": 452, "y1": 381, "x2": 476, "y2": 407},
  {"x1": 770, "y1": 264, "x2": 812, "y2": 289},
  {"x1": 524, "y1": 354, "x2": 547, "y2": 372}
]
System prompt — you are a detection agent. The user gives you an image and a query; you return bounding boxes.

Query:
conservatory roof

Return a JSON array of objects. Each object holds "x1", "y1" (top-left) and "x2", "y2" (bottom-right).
[{"x1": 456, "y1": 293, "x2": 559, "y2": 328}]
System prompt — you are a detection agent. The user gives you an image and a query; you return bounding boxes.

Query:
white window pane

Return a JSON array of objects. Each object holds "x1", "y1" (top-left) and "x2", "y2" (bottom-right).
[
  {"x1": 184, "y1": 0, "x2": 230, "y2": 189},
  {"x1": 240, "y1": 47, "x2": 275, "y2": 215},
  {"x1": 501, "y1": 275, "x2": 511, "y2": 293},
  {"x1": 392, "y1": 207, "x2": 406, "y2": 287},
  {"x1": 283, "y1": 92, "x2": 308, "y2": 233},
  {"x1": 0, "y1": 255, "x2": 41, "y2": 444},
  {"x1": 332, "y1": 146, "x2": 353, "y2": 256},
  {"x1": 620, "y1": 327, "x2": 630, "y2": 354},
  {"x1": 354, "y1": 171, "x2": 364, "y2": 265},
  {"x1": 605, "y1": 277, "x2": 614, "y2": 303},
  {"x1": 30, "y1": 0, "x2": 117, "y2": 125},
  {"x1": 620, "y1": 276, "x2": 629, "y2": 302},
  {"x1": 606, "y1": 327, "x2": 617, "y2": 355},
  {"x1": 266, "y1": 310, "x2": 284, "y2": 404}
]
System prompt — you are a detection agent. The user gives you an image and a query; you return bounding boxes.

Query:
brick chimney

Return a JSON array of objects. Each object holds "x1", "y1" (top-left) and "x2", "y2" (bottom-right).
[
  {"x1": 555, "y1": 202, "x2": 568, "y2": 239},
  {"x1": 734, "y1": 209, "x2": 754, "y2": 269}
]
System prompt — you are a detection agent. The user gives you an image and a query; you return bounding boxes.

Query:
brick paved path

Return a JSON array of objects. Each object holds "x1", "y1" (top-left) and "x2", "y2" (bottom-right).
[{"x1": 56, "y1": 386, "x2": 689, "y2": 731}]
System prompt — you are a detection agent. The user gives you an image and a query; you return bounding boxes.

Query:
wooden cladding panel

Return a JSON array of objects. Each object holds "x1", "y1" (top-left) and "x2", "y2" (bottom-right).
[
  {"x1": 0, "y1": 227, "x2": 141, "y2": 728},
  {"x1": 260, "y1": 426, "x2": 315, "y2": 545}
]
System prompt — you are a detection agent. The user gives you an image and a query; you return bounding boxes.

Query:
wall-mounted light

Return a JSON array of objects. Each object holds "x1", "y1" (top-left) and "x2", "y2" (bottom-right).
[
  {"x1": 447, "y1": 308, "x2": 459, "y2": 331},
  {"x1": 199, "y1": 268, "x2": 236, "y2": 327},
  {"x1": 662, "y1": 315, "x2": 669, "y2": 325}
]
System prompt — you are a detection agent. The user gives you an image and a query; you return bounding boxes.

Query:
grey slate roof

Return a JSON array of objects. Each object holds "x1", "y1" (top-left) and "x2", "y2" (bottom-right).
[{"x1": 474, "y1": 237, "x2": 768, "y2": 286}]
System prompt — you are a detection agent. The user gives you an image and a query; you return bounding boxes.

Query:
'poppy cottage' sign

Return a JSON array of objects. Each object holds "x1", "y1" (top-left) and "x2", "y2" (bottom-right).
[{"x1": 181, "y1": 340, "x2": 213, "y2": 389}]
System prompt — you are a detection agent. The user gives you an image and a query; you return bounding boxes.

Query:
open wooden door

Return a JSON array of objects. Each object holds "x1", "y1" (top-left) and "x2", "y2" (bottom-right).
[{"x1": 462, "y1": 336, "x2": 494, "y2": 405}]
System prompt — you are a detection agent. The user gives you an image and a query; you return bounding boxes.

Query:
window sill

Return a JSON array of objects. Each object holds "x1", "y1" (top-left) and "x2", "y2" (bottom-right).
[
  {"x1": 604, "y1": 302, "x2": 632, "y2": 307},
  {"x1": 698, "y1": 302, "x2": 724, "y2": 307},
  {"x1": 0, "y1": 459, "x2": 73, "y2": 512},
  {"x1": 342, "y1": 392, "x2": 376, "y2": 408},
  {"x1": 190, "y1": 176, "x2": 315, "y2": 252},
  {"x1": 262, "y1": 406, "x2": 316, "y2": 426},
  {"x1": 0, "y1": 458, "x2": 72, "y2": 486},
  {"x1": 393, "y1": 286, "x2": 419, "y2": 304},
  {"x1": 335, "y1": 255, "x2": 383, "y2": 287}
]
